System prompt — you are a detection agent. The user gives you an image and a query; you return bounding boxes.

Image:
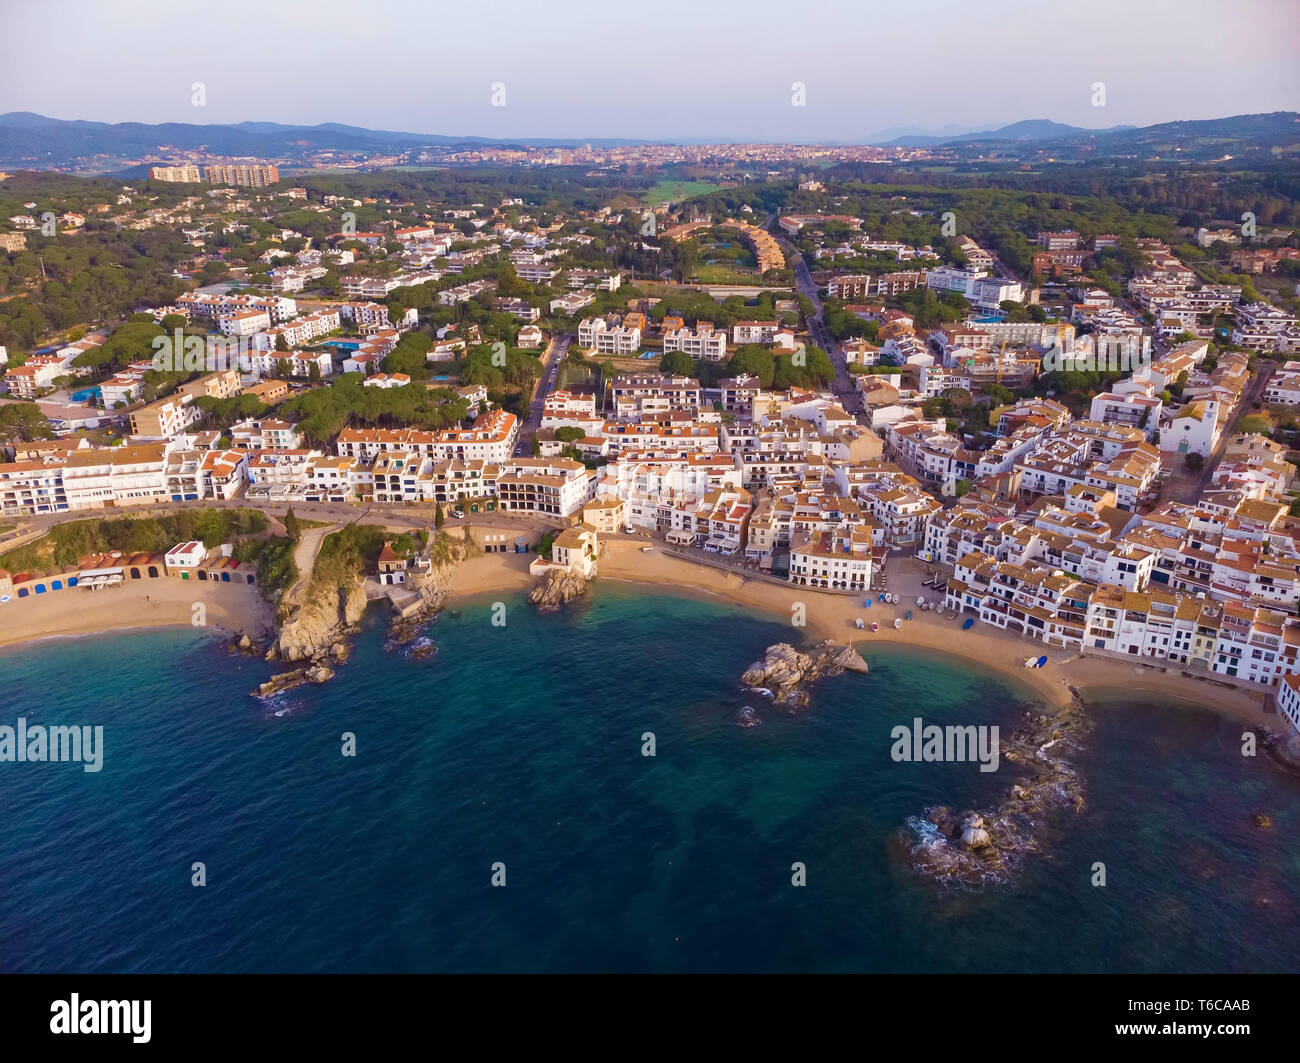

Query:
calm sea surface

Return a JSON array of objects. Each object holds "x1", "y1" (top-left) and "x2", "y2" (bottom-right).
[{"x1": 1, "y1": 586, "x2": 1296, "y2": 972}]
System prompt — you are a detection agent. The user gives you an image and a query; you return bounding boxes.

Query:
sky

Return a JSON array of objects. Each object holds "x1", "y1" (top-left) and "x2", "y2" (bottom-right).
[{"x1": 1, "y1": 0, "x2": 1297, "y2": 142}]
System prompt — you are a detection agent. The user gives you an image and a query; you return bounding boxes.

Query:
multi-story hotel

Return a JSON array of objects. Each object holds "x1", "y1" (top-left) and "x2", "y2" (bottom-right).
[
  {"x1": 335, "y1": 410, "x2": 519, "y2": 466},
  {"x1": 149, "y1": 165, "x2": 203, "y2": 182},
  {"x1": 204, "y1": 163, "x2": 280, "y2": 187}
]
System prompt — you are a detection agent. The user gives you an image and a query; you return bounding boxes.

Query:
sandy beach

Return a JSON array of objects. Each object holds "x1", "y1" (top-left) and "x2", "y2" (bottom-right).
[
  {"x1": 0, "y1": 577, "x2": 273, "y2": 651},
  {"x1": 0, "y1": 533, "x2": 1279, "y2": 733},
  {"x1": 447, "y1": 538, "x2": 1281, "y2": 731}
]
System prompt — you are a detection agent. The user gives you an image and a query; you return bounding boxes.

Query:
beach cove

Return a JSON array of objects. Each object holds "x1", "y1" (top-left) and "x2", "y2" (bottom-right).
[
  {"x1": 0, "y1": 530, "x2": 1284, "y2": 738},
  {"x1": 0, "y1": 587, "x2": 1296, "y2": 973},
  {"x1": 446, "y1": 538, "x2": 1282, "y2": 732}
]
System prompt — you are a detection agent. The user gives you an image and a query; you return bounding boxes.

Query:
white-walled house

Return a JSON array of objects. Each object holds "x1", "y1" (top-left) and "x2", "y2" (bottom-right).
[{"x1": 1159, "y1": 400, "x2": 1219, "y2": 459}]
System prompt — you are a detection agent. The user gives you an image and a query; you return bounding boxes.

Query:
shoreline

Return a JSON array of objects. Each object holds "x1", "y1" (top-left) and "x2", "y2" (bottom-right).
[
  {"x1": 0, "y1": 539, "x2": 1284, "y2": 736},
  {"x1": 446, "y1": 540, "x2": 1283, "y2": 732},
  {"x1": 0, "y1": 578, "x2": 273, "y2": 653}
]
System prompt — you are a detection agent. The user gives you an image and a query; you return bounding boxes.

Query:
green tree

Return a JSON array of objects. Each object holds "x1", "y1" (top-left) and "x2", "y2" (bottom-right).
[
  {"x1": 0, "y1": 402, "x2": 55, "y2": 443},
  {"x1": 1236, "y1": 414, "x2": 1273, "y2": 436},
  {"x1": 284, "y1": 507, "x2": 302, "y2": 543},
  {"x1": 659, "y1": 349, "x2": 694, "y2": 376}
]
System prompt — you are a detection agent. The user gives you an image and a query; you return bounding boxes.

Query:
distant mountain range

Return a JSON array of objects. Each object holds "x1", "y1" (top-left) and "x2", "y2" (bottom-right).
[
  {"x1": 0, "y1": 112, "x2": 648, "y2": 170},
  {"x1": 880, "y1": 113, "x2": 1300, "y2": 160},
  {"x1": 879, "y1": 119, "x2": 1131, "y2": 146},
  {"x1": 0, "y1": 110, "x2": 1295, "y2": 171}
]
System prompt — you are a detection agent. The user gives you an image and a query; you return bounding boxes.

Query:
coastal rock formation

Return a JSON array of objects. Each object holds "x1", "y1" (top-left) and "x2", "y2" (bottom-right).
[
  {"x1": 407, "y1": 637, "x2": 438, "y2": 660},
  {"x1": 740, "y1": 640, "x2": 868, "y2": 709},
  {"x1": 275, "y1": 578, "x2": 367, "y2": 662},
  {"x1": 385, "y1": 540, "x2": 476, "y2": 648},
  {"x1": 528, "y1": 569, "x2": 589, "y2": 613},
  {"x1": 227, "y1": 630, "x2": 271, "y2": 657},
  {"x1": 901, "y1": 702, "x2": 1091, "y2": 886},
  {"x1": 387, "y1": 575, "x2": 449, "y2": 648},
  {"x1": 253, "y1": 660, "x2": 336, "y2": 699},
  {"x1": 1263, "y1": 730, "x2": 1300, "y2": 776}
]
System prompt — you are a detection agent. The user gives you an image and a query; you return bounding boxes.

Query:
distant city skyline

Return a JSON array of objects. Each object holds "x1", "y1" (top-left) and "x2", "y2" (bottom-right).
[{"x1": 1, "y1": 0, "x2": 1297, "y2": 143}]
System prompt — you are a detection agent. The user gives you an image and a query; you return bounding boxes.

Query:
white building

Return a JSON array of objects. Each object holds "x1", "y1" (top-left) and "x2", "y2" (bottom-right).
[{"x1": 664, "y1": 324, "x2": 727, "y2": 361}]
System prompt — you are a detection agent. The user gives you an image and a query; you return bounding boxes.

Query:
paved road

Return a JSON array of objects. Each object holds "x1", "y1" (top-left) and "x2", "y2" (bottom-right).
[
  {"x1": 791, "y1": 252, "x2": 859, "y2": 414},
  {"x1": 514, "y1": 332, "x2": 570, "y2": 456},
  {"x1": 1169, "y1": 358, "x2": 1274, "y2": 504},
  {"x1": 282, "y1": 520, "x2": 343, "y2": 608},
  {"x1": 7, "y1": 496, "x2": 567, "y2": 544}
]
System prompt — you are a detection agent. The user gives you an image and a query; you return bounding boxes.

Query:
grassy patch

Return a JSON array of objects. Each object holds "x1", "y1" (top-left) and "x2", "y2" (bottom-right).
[{"x1": 643, "y1": 180, "x2": 721, "y2": 207}]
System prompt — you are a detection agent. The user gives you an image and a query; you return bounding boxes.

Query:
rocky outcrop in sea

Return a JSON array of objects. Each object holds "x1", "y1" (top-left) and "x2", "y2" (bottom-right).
[
  {"x1": 740, "y1": 640, "x2": 868, "y2": 710},
  {"x1": 254, "y1": 531, "x2": 475, "y2": 697},
  {"x1": 528, "y1": 568, "x2": 589, "y2": 613},
  {"x1": 899, "y1": 701, "x2": 1091, "y2": 886},
  {"x1": 386, "y1": 573, "x2": 449, "y2": 651},
  {"x1": 274, "y1": 578, "x2": 367, "y2": 663},
  {"x1": 252, "y1": 648, "x2": 344, "y2": 698}
]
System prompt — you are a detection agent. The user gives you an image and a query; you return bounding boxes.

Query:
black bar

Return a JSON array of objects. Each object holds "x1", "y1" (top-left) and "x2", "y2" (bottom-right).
[{"x1": 0, "y1": 974, "x2": 1287, "y2": 1050}]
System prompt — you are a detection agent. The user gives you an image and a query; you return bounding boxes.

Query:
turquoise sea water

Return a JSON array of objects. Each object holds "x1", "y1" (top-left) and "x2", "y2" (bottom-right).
[{"x1": 0, "y1": 587, "x2": 1297, "y2": 973}]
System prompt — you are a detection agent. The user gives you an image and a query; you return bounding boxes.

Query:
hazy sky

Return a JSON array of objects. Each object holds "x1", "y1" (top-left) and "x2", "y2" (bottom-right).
[{"x1": 2, "y1": 0, "x2": 1297, "y2": 141}]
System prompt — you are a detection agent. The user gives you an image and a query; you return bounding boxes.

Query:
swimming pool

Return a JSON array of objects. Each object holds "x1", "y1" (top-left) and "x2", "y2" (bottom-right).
[{"x1": 70, "y1": 387, "x2": 101, "y2": 404}]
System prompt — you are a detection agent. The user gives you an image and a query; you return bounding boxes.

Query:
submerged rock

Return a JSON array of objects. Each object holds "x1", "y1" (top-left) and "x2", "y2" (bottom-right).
[
  {"x1": 739, "y1": 641, "x2": 868, "y2": 710},
  {"x1": 227, "y1": 630, "x2": 268, "y2": 656},
  {"x1": 901, "y1": 701, "x2": 1092, "y2": 886},
  {"x1": 1253, "y1": 812, "x2": 1273, "y2": 830},
  {"x1": 407, "y1": 637, "x2": 438, "y2": 661},
  {"x1": 736, "y1": 705, "x2": 763, "y2": 728},
  {"x1": 252, "y1": 655, "x2": 336, "y2": 698}
]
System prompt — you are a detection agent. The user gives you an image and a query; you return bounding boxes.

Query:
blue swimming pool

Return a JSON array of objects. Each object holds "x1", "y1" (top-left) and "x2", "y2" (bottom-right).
[{"x1": 70, "y1": 387, "x2": 101, "y2": 403}]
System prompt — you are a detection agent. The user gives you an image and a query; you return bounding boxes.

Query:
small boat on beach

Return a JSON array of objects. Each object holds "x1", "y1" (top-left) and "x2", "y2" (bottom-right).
[
  {"x1": 870, "y1": 622, "x2": 879, "y2": 632},
  {"x1": 856, "y1": 618, "x2": 865, "y2": 629},
  {"x1": 962, "y1": 618, "x2": 975, "y2": 630},
  {"x1": 893, "y1": 618, "x2": 902, "y2": 629}
]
